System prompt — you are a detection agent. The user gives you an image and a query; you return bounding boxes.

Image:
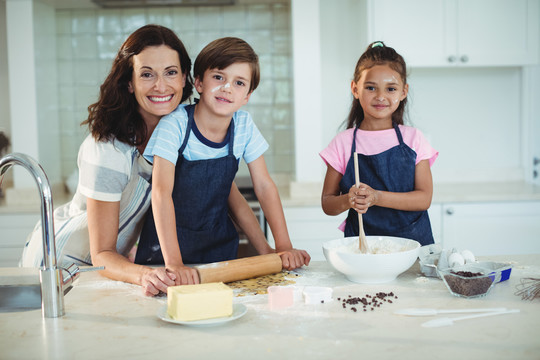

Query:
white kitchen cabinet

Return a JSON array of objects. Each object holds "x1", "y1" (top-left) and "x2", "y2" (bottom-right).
[
  {"x1": 0, "y1": 213, "x2": 39, "y2": 266},
  {"x1": 267, "y1": 206, "x2": 342, "y2": 261},
  {"x1": 440, "y1": 201, "x2": 540, "y2": 256},
  {"x1": 368, "y1": 0, "x2": 539, "y2": 67}
]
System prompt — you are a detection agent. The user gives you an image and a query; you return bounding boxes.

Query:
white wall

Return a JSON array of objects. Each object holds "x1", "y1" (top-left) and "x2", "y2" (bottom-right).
[{"x1": 0, "y1": 1, "x2": 10, "y2": 140}]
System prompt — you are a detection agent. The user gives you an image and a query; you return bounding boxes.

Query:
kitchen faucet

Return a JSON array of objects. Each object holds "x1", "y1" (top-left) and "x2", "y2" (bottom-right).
[{"x1": 0, "y1": 152, "x2": 97, "y2": 318}]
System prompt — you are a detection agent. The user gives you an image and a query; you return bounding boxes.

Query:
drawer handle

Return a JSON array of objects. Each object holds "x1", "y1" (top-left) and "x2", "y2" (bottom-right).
[{"x1": 446, "y1": 208, "x2": 454, "y2": 215}]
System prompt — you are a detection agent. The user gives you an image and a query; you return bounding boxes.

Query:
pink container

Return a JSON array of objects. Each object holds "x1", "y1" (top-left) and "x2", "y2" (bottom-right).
[{"x1": 268, "y1": 286, "x2": 294, "y2": 310}]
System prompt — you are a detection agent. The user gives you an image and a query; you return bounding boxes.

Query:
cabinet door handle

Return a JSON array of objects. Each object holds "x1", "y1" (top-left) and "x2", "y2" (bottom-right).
[
  {"x1": 446, "y1": 208, "x2": 454, "y2": 215},
  {"x1": 460, "y1": 55, "x2": 469, "y2": 63},
  {"x1": 447, "y1": 55, "x2": 457, "y2": 63}
]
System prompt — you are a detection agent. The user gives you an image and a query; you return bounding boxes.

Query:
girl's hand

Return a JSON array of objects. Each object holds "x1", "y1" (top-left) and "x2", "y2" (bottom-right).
[
  {"x1": 166, "y1": 264, "x2": 200, "y2": 285},
  {"x1": 278, "y1": 249, "x2": 311, "y2": 270},
  {"x1": 140, "y1": 267, "x2": 177, "y2": 297},
  {"x1": 348, "y1": 183, "x2": 379, "y2": 214}
]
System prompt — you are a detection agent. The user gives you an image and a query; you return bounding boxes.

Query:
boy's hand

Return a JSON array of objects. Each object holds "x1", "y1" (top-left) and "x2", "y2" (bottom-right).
[
  {"x1": 278, "y1": 249, "x2": 311, "y2": 270},
  {"x1": 166, "y1": 264, "x2": 200, "y2": 285}
]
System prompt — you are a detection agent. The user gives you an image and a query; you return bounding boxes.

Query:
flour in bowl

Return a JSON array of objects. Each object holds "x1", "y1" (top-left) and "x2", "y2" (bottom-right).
[{"x1": 338, "y1": 238, "x2": 408, "y2": 254}]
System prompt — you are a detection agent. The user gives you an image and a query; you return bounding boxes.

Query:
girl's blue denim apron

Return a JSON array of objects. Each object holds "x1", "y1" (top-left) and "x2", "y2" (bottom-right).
[
  {"x1": 339, "y1": 124, "x2": 434, "y2": 246},
  {"x1": 135, "y1": 104, "x2": 240, "y2": 264}
]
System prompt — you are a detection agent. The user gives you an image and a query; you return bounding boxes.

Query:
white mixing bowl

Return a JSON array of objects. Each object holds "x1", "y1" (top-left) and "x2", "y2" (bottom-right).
[{"x1": 323, "y1": 236, "x2": 420, "y2": 284}]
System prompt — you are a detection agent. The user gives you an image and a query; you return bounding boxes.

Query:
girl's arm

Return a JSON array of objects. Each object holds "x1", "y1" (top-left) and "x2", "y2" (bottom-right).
[
  {"x1": 321, "y1": 160, "x2": 433, "y2": 215},
  {"x1": 248, "y1": 156, "x2": 311, "y2": 270},
  {"x1": 151, "y1": 155, "x2": 199, "y2": 284},
  {"x1": 321, "y1": 164, "x2": 351, "y2": 215},
  {"x1": 358, "y1": 159, "x2": 433, "y2": 212},
  {"x1": 227, "y1": 182, "x2": 274, "y2": 255},
  {"x1": 88, "y1": 198, "x2": 178, "y2": 296}
]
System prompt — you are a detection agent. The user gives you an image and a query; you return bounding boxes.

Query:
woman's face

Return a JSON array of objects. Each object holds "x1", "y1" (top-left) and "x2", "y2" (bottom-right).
[{"x1": 128, "y1": 45, "x2": 185, "y2": 125}]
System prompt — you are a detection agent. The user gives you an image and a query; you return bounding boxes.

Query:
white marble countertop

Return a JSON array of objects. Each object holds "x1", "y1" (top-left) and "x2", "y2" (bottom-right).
[
  {"x1": 1, "y1": 255, "x2": 539, "y2": 359},
  {"x1": 1, "y1": 181, "x2": 539, "y2": 213}
]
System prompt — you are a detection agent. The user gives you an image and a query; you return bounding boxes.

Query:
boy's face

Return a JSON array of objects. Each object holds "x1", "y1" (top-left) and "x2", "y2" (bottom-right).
[{"x1": 195, "y1": 62, "x2": 252, "y2": 118}]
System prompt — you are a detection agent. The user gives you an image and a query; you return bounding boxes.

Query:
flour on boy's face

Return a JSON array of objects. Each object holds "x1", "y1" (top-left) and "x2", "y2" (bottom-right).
[{"x1": 196, "y1": 62, "x2": 253, "y2": 117}]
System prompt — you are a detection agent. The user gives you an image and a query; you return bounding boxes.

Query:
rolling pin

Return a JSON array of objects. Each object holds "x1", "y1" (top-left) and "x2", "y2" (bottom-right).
[{"x1": 194, "y1": 253, "x2": 282, "y2": 284}]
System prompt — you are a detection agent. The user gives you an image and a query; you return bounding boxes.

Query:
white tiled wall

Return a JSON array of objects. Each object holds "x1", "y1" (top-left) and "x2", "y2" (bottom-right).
[{"x1": 50, "y1": 3, "x2": 294, "y2": 181}]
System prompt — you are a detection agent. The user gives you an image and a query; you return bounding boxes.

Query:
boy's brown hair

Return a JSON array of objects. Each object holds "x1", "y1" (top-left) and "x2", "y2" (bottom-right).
[{"x1": 194, "y1": 37, "x2": 260, "y2": 93}]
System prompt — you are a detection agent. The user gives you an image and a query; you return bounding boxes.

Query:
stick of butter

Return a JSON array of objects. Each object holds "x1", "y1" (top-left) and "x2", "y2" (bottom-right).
[{"x1": 167, "y1": 282, "x2": 233, "y2": 322}]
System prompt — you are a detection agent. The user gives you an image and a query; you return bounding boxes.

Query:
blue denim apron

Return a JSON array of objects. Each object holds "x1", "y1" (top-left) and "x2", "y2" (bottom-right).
[
  {"x1": 135, "y1": 104, "x2": 240, "y2": 264},
  {"x1": 339, "y1": 124, "x2": 434, "y2": 246}
]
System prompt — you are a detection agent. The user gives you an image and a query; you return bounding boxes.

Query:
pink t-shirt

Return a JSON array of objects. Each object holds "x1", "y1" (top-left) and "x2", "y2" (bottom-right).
[{"x1": 319, "y1": 125, "x2": 438, "y2": 175}]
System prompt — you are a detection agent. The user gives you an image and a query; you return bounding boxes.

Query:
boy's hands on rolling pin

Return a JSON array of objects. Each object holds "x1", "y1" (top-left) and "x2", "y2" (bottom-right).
[
  {"x1": 348, "y1": 183, "x2": 379, "y2": 214},
  {"x1": 166, "y1": 264, "x2": 200, "y2": 286},
  {"x1": 278, "y1": 249, "x2": 311, "y2": 270}
]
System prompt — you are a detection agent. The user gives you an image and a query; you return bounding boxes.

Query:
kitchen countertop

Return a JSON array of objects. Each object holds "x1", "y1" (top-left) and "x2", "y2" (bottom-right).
[
  {"x1": 1, "y1": 255, "x2": 539, "y2": 359},
  {"x1": 1, "y1": 181, "x2": 539, "y2": 212}
]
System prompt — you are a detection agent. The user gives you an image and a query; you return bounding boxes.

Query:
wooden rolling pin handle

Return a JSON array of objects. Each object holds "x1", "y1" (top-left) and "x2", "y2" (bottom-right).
[{"x1": 195, "y1": 253, "x2": 283, "y2": 284}]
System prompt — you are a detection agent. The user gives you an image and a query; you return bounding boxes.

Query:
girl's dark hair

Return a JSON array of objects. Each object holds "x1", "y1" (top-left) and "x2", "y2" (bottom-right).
[
  {"x1": 82, "y1": 24, "x2": 194, "y2": 146},
  {"x1": 346, "y1": 41, "x2": 408, "y2": 129},
  {"x1": 193, "y1": 37, "x2": 260, "y2": 93}
]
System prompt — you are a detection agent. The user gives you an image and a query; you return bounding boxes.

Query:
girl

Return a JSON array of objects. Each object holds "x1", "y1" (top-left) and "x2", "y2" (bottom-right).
[{"x1": 320, "y1": 41, "x2": 438, "y2": 246}]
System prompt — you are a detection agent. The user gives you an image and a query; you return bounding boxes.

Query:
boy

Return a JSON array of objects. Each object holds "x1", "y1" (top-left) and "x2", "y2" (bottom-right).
[{"x1": 135, "y1": 37, "x2": 310, "y2": 284}]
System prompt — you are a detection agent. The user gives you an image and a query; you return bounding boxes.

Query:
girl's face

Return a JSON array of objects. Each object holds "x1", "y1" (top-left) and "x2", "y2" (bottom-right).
[
  {"x1": 351, "y1": 64, "x2": 408, "y2": 127},
  {"x1": 128, "y1": 45, "x2": 186, "y2": 125},
  {"x1": 195, "y1": 62, "x2": 252, "y2": 120}
]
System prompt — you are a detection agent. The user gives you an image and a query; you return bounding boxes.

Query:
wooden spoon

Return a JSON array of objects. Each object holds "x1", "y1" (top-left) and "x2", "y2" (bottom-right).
[{"x1": 353, "y1": 152, "x2": 370, "y2": 253}]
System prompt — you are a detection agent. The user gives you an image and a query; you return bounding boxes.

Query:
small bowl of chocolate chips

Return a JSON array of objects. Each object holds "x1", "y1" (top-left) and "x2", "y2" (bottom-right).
[{"x1": 438, "y1": 265, "x2": 497, "y2": 298}]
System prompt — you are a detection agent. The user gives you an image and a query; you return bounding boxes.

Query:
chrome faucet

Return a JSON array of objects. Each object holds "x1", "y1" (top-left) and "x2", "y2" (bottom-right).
[{"x1": 0, "y1": 152, "x2": 80, "y2": 318}]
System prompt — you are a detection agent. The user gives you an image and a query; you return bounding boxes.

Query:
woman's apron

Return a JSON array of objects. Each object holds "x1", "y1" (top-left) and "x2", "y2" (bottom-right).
[
  {"x1": 339, "y1": 124, "x2": 434, "y2": 246},
  {"x1": 135, "y1": 105, "x2": 239, "y2": 265}
]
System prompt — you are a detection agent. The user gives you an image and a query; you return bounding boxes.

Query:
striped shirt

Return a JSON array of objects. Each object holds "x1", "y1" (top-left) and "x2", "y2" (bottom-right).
[{"x1": 143, "y1": 104, "x2": 268, "y2": 165}]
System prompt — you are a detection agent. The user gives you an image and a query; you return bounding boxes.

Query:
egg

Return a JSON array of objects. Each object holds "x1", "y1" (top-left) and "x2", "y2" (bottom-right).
[
  {"x1": 461, "y1": 249, "x2": 476, "y2": 263},
  {"x1": 448, "y1": 252, "x2": 465, "y2": 268}
]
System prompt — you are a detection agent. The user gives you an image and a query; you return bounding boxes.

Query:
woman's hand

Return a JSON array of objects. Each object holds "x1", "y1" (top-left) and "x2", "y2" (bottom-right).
[
  {"x1": 278, "y1": 249, "x2": 311, "y2": 270},
  {"x1": 348, "y1": 183, "x2": 379, "y2": 214},
  {"x1": 140, "y1": 267, "x2": 177, "y2": 296},
  {"x1": 166, "y1": 264, "x2": 200, "y2": 285}
]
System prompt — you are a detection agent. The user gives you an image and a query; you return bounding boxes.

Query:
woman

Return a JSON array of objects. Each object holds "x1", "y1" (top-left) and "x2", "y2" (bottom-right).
[{"x1": 21, "y1": 25, "x2": 270, "y2": 296}]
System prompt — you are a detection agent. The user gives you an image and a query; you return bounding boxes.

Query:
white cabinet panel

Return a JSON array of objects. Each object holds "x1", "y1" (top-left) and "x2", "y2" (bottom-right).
[
  {"x1": 441, "y1": 201, "x2": 540, "y2": 256},
  {"x1": 268, "y1": 206, "x2": 343, "y2": 261},
  {"x1": 368, "y1": 0, "x2": 539, "y2": 67}
]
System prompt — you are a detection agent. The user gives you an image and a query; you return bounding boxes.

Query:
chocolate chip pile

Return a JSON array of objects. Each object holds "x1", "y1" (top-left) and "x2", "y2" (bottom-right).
[
  {"x1": 338, "y1": 292, "x2": 397, "y2": 312},
  {"x1": 444, "y1": 271, "x2": 493, "y2": 297}
]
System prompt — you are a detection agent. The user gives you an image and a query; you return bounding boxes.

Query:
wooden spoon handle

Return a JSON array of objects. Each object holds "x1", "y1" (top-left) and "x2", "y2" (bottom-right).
[{"x1": 353, "y1": 152, "x2": 369, "y2": 253}]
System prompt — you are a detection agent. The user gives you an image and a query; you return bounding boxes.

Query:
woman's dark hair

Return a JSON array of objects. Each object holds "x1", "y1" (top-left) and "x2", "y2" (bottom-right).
[
  {"x1": 346, "y1": 41, "x2": 408, "y2": 129},
  {"x1": 194, "y1": 37, "x2": 260, "y2": 93},
  {"x1": 83, "y1": 24, "x2": 194, "y2": 146}
]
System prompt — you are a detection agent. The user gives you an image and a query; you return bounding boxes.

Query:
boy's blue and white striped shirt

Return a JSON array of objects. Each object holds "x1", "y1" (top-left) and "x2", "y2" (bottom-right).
[{"x1": 144, "y1": 104, "x2": 268, "y2": 165}]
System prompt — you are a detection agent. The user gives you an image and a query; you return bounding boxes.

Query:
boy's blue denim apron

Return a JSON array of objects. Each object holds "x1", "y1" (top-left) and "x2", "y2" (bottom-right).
[
  {"x1": 339, "y1": 124, "x2": 434, "y2": 246},
  {"x1": 135, "y1": 104, "x2": 239, "y2": 264}
]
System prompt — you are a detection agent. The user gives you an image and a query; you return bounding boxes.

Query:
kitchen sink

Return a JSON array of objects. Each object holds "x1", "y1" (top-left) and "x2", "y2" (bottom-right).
[
  {"x1": 0, "y1": 267, "x2": 41, "y2": 312},
  {"x1": 0, "y1": 285, "x2": 41, "y2": 312}
]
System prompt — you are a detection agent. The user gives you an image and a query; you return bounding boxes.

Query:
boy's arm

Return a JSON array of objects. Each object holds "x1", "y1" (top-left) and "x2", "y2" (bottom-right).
[
  {"x1": 227, "y1": 182, "x2": 274, "y2": 255},
  {"x1": 247, "y1": 156, "x2": 311, "y2": 269},
  {"x1": 152, "y1": 156, "x2": 199, "y2": 284}
]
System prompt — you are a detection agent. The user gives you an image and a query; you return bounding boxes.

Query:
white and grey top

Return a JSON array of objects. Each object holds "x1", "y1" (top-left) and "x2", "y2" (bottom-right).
[{"x1": 20, "y1": 134, "x2": 152, "y2": 267}]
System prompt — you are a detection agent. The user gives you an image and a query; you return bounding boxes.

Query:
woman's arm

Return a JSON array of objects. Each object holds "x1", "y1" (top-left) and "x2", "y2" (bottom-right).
[
  {"x1": 87, "y1": 198, "x2": 177, "y2": 296},
  {"x1": 151, "y1": 156, "x2": 199, "y2": 284},
  {"x1": 227, "y1": 182, "x2": 274, "y2": 255},
  {"x1": 248, "y1": 156, "x2": 310, "y2": 269}
]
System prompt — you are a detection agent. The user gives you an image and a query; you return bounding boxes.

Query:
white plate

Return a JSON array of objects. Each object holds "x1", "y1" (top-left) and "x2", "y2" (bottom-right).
[{"x1": 157, "y1": 303, "x2": 247, "y2": 327}]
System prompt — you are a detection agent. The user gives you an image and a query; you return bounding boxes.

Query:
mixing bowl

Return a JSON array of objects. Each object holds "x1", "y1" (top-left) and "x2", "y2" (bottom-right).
[{"x1": 322, "y1": 236, "x2": 420, "y2": 283}]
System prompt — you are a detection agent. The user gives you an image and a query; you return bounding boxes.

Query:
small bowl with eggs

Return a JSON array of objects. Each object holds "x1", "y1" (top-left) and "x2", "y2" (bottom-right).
[{"x1": 322, "y1": 236, "x2": 421, "y2": 284}]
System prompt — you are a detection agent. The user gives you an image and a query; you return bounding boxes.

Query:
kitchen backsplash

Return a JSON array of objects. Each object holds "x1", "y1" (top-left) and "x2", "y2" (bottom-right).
[{"x1": 52, "y1": 2, "x2": 293, "y2": 181}]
